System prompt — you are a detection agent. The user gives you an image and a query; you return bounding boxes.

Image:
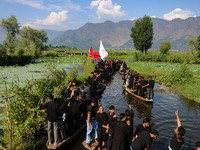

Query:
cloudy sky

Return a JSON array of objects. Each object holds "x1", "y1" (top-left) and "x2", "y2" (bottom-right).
[{"x1": 0, "y1": 0, "x2": 199, "y2": 31}]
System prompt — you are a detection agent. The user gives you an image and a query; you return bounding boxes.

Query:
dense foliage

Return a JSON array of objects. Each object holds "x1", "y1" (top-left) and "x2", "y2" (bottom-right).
[
  {"x1": 159, "y1": 41, "x2": 171, "y2": 55},
  {"x1": 2, "y1": 57, "x2": 95, "y2": 149},
  {"x1": 0, "y1": 16, "x2": 48, "y2": 65},
  {"x1": 130, "y1": 15, "x2": 153, "y2": 54}
]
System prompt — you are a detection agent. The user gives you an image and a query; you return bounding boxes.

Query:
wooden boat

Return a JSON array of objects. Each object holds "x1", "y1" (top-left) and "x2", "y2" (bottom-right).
[
  {"x1": 122, "y1": 85, "x2": 153, "y2": 102},
  {"x1": 82, "y1": 139, "x2": 106, "y2": 150},
  {"x1": 46, "y1": 124, "x2": 86, "y2": 149}
]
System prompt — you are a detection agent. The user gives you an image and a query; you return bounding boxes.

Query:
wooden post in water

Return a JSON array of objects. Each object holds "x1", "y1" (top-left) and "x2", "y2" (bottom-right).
[{"x1": 4, "y1": 81, "x2": 12, "y2": 150}]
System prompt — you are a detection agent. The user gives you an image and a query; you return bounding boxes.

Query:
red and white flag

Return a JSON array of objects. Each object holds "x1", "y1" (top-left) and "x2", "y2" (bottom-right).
[{"x1": 99, "y1": 40, "x2": 108, "y2": 61}]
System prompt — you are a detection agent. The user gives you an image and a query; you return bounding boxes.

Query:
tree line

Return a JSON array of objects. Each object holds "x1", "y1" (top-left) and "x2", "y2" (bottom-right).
[{"x1": 0, "y1": 15, "x2": 48, "y2": 65}]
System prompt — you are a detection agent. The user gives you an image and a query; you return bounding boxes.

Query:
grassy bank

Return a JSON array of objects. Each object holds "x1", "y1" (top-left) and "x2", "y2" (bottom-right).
[{"x1": 126, "y1": 61, "x2": 200, "y2": 103}]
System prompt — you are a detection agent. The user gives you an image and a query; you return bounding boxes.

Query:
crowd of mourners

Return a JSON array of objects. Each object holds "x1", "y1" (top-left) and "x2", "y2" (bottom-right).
[
  {"x1": 39, "y1": 60, "x2": 200, "y2": 150},
  {"x1": 119, "y1": 62, "x2": 155, "y2": 100}
]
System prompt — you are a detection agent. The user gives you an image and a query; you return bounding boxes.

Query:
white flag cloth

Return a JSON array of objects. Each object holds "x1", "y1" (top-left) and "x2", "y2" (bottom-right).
[{"x1": 99, "y1": 40, "x2": 108, "y2": 61}]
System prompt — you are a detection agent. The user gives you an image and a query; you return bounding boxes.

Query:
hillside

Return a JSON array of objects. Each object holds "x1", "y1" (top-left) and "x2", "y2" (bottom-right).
[{"x1": 50, "y1": 17, "x2": 200, "y2": 50}]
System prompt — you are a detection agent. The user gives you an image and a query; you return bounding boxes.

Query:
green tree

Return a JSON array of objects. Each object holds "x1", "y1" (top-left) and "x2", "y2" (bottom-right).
[
  {"x1": 130, "y1": 15, "x2": 153, "y2": 55},
  {"x1": 19, "y1": 26, "x2": 48, "y2": 57},
  {"x1": 188, "y1": 36, "x2": 198, "y2": 55},
  {"x1": 0, "y1": 15, "x2": 20, "y2": 54},
  {"x1": 159, "y1": 41, "x2": 171, "y2": 55}
]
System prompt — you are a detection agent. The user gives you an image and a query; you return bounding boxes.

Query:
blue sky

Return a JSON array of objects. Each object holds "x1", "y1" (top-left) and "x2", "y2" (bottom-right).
[{"x1": 0, "y1": 0, "x2": 199, "y2": 31}]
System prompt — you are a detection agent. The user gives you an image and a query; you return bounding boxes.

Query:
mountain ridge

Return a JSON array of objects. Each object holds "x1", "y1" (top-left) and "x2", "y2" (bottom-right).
[{"x1": 50, "y1": 17, "x2": 200, "y2": 50}]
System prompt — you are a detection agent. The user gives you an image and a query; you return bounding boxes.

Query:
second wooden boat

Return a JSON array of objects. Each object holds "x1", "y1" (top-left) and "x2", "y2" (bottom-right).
[{"x1": 122, "y1": 85, "x2": 153, "y2": 102}]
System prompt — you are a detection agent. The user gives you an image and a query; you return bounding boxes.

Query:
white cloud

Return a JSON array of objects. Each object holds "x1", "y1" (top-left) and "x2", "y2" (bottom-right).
[
  {"x1": 22, "y1": 11, "x2": 68, "y2": 30},
  {"x1": 90, "y1": 0, "x2": 126, "y2": 20},
  {"x1": 129, "y1": 18, "x2": 137, "y2": 21},
  {"x1": 4, "y1": 0, "x2": 81, "y2": 11},
  {"x1": 163, "y1": 8, "x2": 194, "y2": 20},
  {"x1": 5, "y1": 0, "x2": 45, "y2": 9},
  {"x1": 151, "y1": 16, "x2": 156, "y2": 18}
]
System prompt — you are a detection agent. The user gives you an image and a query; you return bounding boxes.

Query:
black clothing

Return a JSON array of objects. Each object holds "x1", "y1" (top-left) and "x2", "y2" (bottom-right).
[
  {"x1": 96, "y1": 112, "x2": 108, "y2": 127},
  {"x1": 39, "y1": 101, "x2": 59, "y2": 122},
  {"x1": 96, "y1": 112, "x2": 108, "y2": 148},
  {"x1": 147, "y1": 80, "x2": 155, "y2": 89},
  {"x1": 131, "y1": 131, "x2": 152, "y2": 150},
  {"x1": 87, "y1": 105, "x2": 96, "y2": 121},
  {"x1": 112, "y1": 121, "x2": 130, "y2": 150},
  {"x1": 127, "y1": 109, "x2": 134, "y2": 144},
  {"x1": 169, "y1": 134, "x2": 184, "y2": 150},
  {"x1": 107, "y1": 113, "x2": 117, "y2": 150},
  {"x1": 134, "y1": 124, "x2": 152, "y2": 136},
  {"x1": 70, "y1": 100, "x2": 82, "y2": 131}
]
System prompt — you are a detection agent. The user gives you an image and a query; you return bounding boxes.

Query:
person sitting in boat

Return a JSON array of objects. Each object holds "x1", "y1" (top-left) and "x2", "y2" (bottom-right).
[
  {"x1": 39, "y1": 95, "x2": 60, "y2": 146},
  {"x1": 96, "y1": 105, "x2": 108, "y2": 149},
  {"x1": 169, "y1": 110, "x2": 185, "y2": 150},
  {"x1": 132, "y1": 118, "x2": 152, "y2": 142},
  {"x1": 196, "y1": 141, "x2": 200, "y2": 150},
  {"x1": 130, "y1": 130, "x2": 159, "y2": 150},
  {"x1": 107, "y1": 105, "x2": 117, "y2": 150},
  {"x1": 86, "y1": 99, "x2": 98, "y2": 148}
]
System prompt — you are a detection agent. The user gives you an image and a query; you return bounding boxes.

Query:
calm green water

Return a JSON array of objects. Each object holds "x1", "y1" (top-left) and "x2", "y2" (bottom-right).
[{"x1": 0, "y1": 57, "x2": 84, "y2": 128}]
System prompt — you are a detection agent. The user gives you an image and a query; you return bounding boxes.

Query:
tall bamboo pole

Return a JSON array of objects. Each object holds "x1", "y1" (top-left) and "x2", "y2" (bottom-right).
[{"x1": 5, "y1": 81, "x2": 12, "y2": 150}]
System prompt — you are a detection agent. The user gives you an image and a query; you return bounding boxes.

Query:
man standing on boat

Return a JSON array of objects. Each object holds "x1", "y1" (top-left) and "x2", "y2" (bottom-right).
[
  {"x1": 143, "y1": 76, "x2": 155, "y2": 100},
  {"x1": 169, "y1": 110, "x2": 185, "y2": 150},
  {"x1": 86, "y1": 99, "x2": 98, "y2": 148},
  {"x1": 39, "y1": 95, "x2": 59, "y2": 146},
  {"x1": 107, "y1": 105, "x2": 117, "y2": 150},
  {"x1": 112, "y1": 113, "x2": 131, "y2": 150}
]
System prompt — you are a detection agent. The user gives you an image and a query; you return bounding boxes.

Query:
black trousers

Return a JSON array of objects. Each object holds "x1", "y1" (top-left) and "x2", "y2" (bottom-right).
[
  {"x1": 98, "y1": 127, "x2": 106, "y2": 148},
  {"x1": 106, "y1": 132, "x2": 113, "y2": 150}
]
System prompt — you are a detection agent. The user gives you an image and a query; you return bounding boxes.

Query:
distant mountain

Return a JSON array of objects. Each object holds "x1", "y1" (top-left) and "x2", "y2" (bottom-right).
[
  {"x1": 50, "y1": 17, "x2": 200, "y2": 50},
  {"x1": 0, "y1": 28, "x2": 64, "y2": 44},
  {"x1": 44, "y1": 29, "x2": 64, "y2": 43}
]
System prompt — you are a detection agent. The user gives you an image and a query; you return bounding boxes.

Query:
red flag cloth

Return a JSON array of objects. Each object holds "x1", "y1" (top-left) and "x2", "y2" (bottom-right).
[{"x1": 89, "y1": 46, "x2": 101, "y2": 59}]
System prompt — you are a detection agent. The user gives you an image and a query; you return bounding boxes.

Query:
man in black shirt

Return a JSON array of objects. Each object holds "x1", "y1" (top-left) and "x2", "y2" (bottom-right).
[
  {"x1": 86, "y1": 99, "x2": 98, "y2": 147},
  {"x1": 107, "y1": 105, "x2": 117, "y2": 150},
  {"x1": 39, "y1": 95, "x2": 59, "y2": 145},
  {"x1": 131, "y1": 130, "x2": 159, "y2": 150},
  {"x1": 112, "y1": 113, "x2": 131, "y2": 150},
  {"x1": 125, "y1": 104, "x2": 134, "y2": 145},
  {"x1": 70, "y1": 94, "x2": 83, "y2": 132},
  {"x1": 143, "y1": 76, "x2": 155, "y2": 100},
  {"x1": 96, "y1": 105, "x2": 108, "y2": 149},
  {"x1": 169, "y1": 110, "x2": 186, "y2": 150},
  {"x1": 133, "y1": 118, "x2": 152, "y2": 142}
]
